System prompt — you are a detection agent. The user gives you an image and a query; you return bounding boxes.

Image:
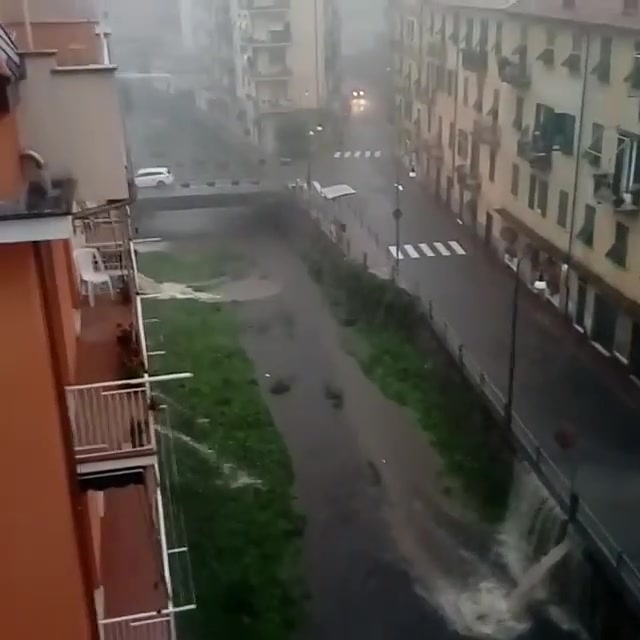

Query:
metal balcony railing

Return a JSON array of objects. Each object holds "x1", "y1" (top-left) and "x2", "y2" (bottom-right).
[{"x1": 101, "y1": 615, "x2": 172, "y2": 640}]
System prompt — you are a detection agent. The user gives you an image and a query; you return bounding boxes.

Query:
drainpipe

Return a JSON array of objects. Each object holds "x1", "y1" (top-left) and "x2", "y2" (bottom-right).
[
  {"x1": 563, "y1": 29, "x2": 590, "y2": 317},
  {"x1": 21, "y1": 0, "x2": 34, "y2": 50}
]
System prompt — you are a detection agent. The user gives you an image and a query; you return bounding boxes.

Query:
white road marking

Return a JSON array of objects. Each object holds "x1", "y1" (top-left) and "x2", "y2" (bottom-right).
[
  {"x1": 365, "y1": 150, "x2": 372, "y2": 158},
  {"x1": 374, "y1": 150, "x2": 382, "y2": 158},
  {"x1": 449, "y1": 240, "x2": 466, "y2": 255},
  {"x1": 333, "y1": 151, "x2": 341, "y2": 158},
  {"x1": 404, "y1": 244, "x2": 420, "y2": 258},
  {"x1": 388, "y1": 245, "x2": 404, "y2": 259},
  {"x1": 344, "y1": 151, "x2": 352, "y2": 158},
  {"x1": 354, "y1": 150, "x2": 362, "y2": 158},
  {"x1": 433, "y1": 242, "x2": 451, "y2": 256},
  {"x1": 419, "y1": 243, "x2": 435, "y2": 256}
]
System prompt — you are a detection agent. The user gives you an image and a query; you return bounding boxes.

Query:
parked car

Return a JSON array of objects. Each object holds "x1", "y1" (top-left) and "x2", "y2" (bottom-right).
[{"x1": 134, "y1": 167, "x2": 174, "y2": 188}]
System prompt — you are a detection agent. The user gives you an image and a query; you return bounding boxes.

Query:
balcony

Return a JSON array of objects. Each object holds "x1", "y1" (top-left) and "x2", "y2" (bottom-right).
[
  {"x1": 423, "y1": 136, "x2": 445, "y2": 163},
  {"x1": 256, "y1": 97, "x2": 296, "y2": 114},
  {"x1": 0, "y1": 25, "x2": 25, "y2": 115},
  {"x1": 456, "y1": 164, "x2": 481, "y2": 193},
  {"x1": 240, "y1": 0, "x2": 290, "y2": 11},
  {"x1": 517, "y1": 133, "x2": 552, "y2": 172},
  {"x1": 461, "y1": 48, "x2": 488, "y2": 74},
  {"x1": 594, "y1": 173, "x2": 640, "y2": 215},
  {"x1": 96, "y1": 478, "x2": 171, "y2": 640},
  {"x1": 242, "y1": 27, "x2": 291, "y2": 47},
  {"x1": 473, "y1": 117, "x2": 501, "y2": 148},
  {"x1": 425, "y1": 39, "x2": 447, "y2": 62},
  {"x1": 498, "y1": 57, "x2": 531, "y2": 89},
  {"x1": 248, "y1": 64, "x2": 292, "y2": 80}
]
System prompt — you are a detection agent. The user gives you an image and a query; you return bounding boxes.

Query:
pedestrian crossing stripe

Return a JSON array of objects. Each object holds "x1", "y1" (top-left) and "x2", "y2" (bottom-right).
[
  {"x1": 387, "y1": 241, "x2": 467, "y2": 259},
  {"x1": 332, "y1": 150, "x2": 383, "y2": 159}
]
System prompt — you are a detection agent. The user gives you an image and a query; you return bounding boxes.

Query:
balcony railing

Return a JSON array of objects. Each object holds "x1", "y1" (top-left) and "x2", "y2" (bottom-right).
[
  {"x1": 101, "y1": 614, "x2": 172, "y2": 640},
  {"x1": 461, "y1": 48, "x2": 488, "y2": 74},
  {"x1": 517, "y1": 133, "x2": 552, "y2": 172},
  {"x1": 240, "y1": 0, "x2": 290, "y2": 10},
  {"x1": 499, "y1": 57, "x2": 531, "y2": 89},
  {"x1": 473, "y1": 117, "x2": 501, "y2": 148},
  {"x1": 242, "y1": 29, "x2": 291, "y2": 46},
  {"x1": 249, "y1": 65, "x2": 292, "y2": 79},
  {"x1": 456, "y1": 164, "x2": 481, "y2": 193},
  {"x1": 594, "y1": 173, "x2": 640, "y2": 215},
  {"x1": 66, "y1": 380, "x2": 154, "y2": 461}
]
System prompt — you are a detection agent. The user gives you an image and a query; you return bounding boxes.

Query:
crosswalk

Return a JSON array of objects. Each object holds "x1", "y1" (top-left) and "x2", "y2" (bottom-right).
[
  {"x1": 333, "y1": 150, "x2": 383, "y2": 159},
  {"x1": 388, "y1": 240, "x2": 467, "y2": 260}
]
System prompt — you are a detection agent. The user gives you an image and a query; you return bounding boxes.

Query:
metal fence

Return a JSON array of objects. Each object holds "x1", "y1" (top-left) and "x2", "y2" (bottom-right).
[{"x1": 299, "y1": 185, "x2": 640, "y2": 607}]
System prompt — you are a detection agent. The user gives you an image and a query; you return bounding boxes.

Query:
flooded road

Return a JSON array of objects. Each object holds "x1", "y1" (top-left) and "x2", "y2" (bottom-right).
[{"x1": 136, "y1": 205, "x2": 582, "y2": 639}]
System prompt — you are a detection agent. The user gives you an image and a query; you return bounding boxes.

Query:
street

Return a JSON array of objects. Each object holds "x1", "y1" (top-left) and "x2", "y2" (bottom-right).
[{"x1": 309, "y1": 46, "x2": 640, "y2": 571}]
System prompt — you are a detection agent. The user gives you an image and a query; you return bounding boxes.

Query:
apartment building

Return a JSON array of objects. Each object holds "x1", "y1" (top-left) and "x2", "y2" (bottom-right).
[
  {"x1": 0, "y1": 4, "x2": 193, "y2": 637},
  {"x1": 392, "y1": 0, "x2": 640, "y2": 379},
  {"x1": 228, "y1": 0, "x2": 342, "y2": 152}
]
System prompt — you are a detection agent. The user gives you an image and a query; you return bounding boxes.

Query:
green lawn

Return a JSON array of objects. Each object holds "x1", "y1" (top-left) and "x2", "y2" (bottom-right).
[{"x1": 144, "y1": 283, "x2": 304, "y2": 639}]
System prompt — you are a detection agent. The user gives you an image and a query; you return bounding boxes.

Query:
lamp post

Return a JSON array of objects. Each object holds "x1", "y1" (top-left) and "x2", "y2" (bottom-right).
[
  {"x1": 391, "y1": 166, "x2": 416, "y2": 280},
  {"x1": 505, "y1": 257, "x2": 547, "y2": 431},
  {"x1": 306, "y1": 124, "x2": 323, "y2": 187}
]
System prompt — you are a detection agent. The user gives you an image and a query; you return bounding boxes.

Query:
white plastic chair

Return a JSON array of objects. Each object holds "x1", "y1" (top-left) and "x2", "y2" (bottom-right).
[{"x1": 73, "y1": 247, "x2": 114, "y2": 307}]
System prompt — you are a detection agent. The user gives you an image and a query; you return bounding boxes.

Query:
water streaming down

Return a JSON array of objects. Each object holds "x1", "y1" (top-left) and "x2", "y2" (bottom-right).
[{"x1": 434, "y1": 464, "x2": 583, "y2": 638}]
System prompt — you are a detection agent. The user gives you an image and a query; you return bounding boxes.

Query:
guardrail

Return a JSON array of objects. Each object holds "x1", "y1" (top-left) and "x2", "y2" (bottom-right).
[
  {"x1": 101, "y1": 613, "x2": 172, "y2": 640},
  {"x1": 299, "y1": 185, "x2": 640, "y2": 611}
]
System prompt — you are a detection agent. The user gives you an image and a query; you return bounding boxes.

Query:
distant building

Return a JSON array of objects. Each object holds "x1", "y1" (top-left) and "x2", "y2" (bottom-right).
[{"x1": 391, "y1": 0, "x2": 640, "y2": 377}]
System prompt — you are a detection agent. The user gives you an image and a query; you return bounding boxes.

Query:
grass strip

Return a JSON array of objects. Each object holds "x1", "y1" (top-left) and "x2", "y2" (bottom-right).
[{"x1": 144, "y1": 293, "x2": 305, "y2": 640}]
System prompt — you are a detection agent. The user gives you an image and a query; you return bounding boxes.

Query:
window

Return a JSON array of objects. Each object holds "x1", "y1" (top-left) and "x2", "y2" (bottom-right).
[
  {"x1": 577, "y1": 204, "x2": 596, "y2": 247},
  {"x1": 557, "y1": 190, "x2": 569, "y2": 228},
  {"x1": 538, "y1": 179, "x2": 549, "y2": 217},
  {"x1": 607, "y1": 222, "x2": 629, "y2": 267},
  {"x1": 473, "y1": 84, "x2": 483, "y2": 113},
  {"x1": 528, "y1": 174, "x2": 537, "y2": 209},
  {"x1": 571, "y1": 30, "x2": 582, "y2": 52},
  {"x1": 519, "y1": 24, "x2": 528, "y2": 45},
  {"x1": 465, "y1": 18, "x2": 474, "y2": 49},
  {"x1": 535, "y1": 104, "x2": 576, "y2": 154},
  {"x1": 446, "y1": 70, "x2": 455, "y2": 96},
  {"x1": 427, "y1": 104, "x2": 432, "y2": 132},
  {"x1": 449, "y1": 122, "x2": 455, "y2": 150},
  {"x1": 511, "y1": 163, "x2": 520, "y2": 196},
  {"x1": 545, "y1": 27, "x2": 556, "y2": 47},
  {"x1": 489, "y1": 149, "x2": 497, "y2": 182},
  {"x1": 590, "y1": 123, "x2": 605, "y2": 155},
  {"x1": 463, "y1": 77, "x2": 469, "y2": 106},
  {"x1": 451, "y1": 13, "x2": 460, "y2": 42},
  {"x1": 430, "y1": 10, "x2": 435, "y2": 35},
  {"x1": 593, "y1": 36, "x2": 612, "y2": 83},
  {"x1": 407, "y1": 18, "x2": 415, "y2": 42},
  {"x1": 613, "y1": 134, "x2": 640, "y2": 200},
  {"x1": 563, "y1": 0, "x2": 575, "y2": 8},
  {"x1": 514, "y1": 95, "x2": 524, "y2": 130},
  {"x1": 436, "y1": 64, "x2": 445, "y2": 90},
  {"x1": 458, "y1": 129, "x2": 469, "y2": 158},
  {"x1": 479, "y1": 19, "x2": 489, "y2": 50},
  {"x1": 491, "y1": 89, "x2": 500, "y2": 122},
  {"x1": 528, "y1": 174, "x2": 547, "y2": 215},
  {"x1": 624, "y1": 0, "x2": 638, "y2": 14},
  {"x1": 438, "y1": 116, "x2": 443, "y2": 141},
  {"x1": 495, "y1": 21, "x2": 503, "y2": 56}
]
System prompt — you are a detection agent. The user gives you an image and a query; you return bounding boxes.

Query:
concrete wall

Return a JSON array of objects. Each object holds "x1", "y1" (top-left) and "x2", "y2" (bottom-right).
[{"x1": 17, "y1": 53, "x2": 129, "y2": 204}]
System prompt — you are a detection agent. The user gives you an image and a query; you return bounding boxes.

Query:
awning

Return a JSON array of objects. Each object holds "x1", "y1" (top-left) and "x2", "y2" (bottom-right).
[{"x1": 321, "y1": 184, "x2": 356, "y2": 200}]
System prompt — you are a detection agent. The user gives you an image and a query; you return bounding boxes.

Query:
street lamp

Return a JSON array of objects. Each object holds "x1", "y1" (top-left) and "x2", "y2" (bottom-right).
[
  {"x1": 391, "y1": 166, "x2": 416, "y2": 280},
  {"x1": 306, "y1": 124, "x2": 323, "y2": 187},
  {"x1": 505, "y1": 257, "x2": 548, "y2": 431}
]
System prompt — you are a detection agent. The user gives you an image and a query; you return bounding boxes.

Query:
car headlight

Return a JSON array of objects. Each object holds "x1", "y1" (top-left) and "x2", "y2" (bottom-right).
[
  {"x1": 359, "y1": 90, "x2": 365, "y2": 97},
  {"x1": 352, "y1": 91, "x2": 358, "y2": 97}
]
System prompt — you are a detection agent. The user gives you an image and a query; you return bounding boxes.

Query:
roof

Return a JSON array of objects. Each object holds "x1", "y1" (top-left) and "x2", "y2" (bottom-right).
[
  {"x1": 429, "y1": 0, "x2": 640, "y2": 29},
  {"x1": 506, "y1": 0, "x2": 640, "y2": 29}
]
